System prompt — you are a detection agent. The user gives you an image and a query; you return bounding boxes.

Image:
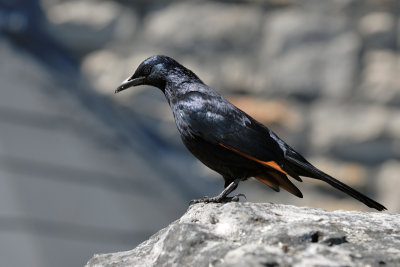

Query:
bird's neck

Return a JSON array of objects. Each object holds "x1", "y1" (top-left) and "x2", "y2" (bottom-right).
[
  {"x1": 163, "y1": 67, "x2": 201, "y2": 89},
  {"x1": 164, "y1": 77, "x2": 204, "y2": 106},
  {"x1": 160, "y1": 66, "x2": 203, "y2": 104}
]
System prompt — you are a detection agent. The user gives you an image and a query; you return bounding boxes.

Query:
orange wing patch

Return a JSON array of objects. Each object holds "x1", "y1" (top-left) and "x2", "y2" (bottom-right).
[
  {"x1": 219, "y1": 143, "x2": 288, "y2": 175},
  {"x1": 256, "y1": 173, "x2": 303, "y2": 198},
  {"x1": 255, "y1": 175, "x2": 279, "y2": 192}
]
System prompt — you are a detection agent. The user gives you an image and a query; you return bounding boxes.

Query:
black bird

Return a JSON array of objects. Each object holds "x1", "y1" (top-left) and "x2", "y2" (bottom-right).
[{"x1": 115, "y1": 55, "x2": 386, "y2": 211}]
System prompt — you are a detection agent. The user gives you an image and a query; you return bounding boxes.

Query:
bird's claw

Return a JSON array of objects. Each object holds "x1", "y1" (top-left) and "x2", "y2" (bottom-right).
[
  {"x1": 189, "y1": 193, "x2": 246, "y2": 205},
  {"x1": 231, "y1": 193, "x2": 247, "y2": 202},
  {"x1": 189, "y1": 196, "x2": 211, "y2": 205}
]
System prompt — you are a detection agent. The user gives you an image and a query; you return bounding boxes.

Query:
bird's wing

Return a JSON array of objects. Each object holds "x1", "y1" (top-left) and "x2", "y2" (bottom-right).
[
  {"x1": 176, "y1": 92, "x2": 304, "y2": 196},
  {"x1": 177, "y1": 90, "x2": 295, "y2": 177},
  {"x1": 255, "y1": 171, "x2": 303, "y2": 197}
]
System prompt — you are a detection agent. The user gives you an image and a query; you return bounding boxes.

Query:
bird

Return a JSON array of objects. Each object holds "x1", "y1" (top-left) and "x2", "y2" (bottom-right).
[{"x1": 115, "y1": 55, "x2": 386, "y2": 211}]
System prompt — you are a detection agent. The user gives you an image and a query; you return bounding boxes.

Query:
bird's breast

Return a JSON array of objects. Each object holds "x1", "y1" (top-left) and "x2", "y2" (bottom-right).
[{"x1": 171, "y1": 104, "x2": 197, "y2": 136}]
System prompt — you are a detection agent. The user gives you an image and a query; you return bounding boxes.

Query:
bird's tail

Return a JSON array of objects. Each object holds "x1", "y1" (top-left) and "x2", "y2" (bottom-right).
[{"x1": 284, "y1": 150, "x2": 387, "y2": 211}]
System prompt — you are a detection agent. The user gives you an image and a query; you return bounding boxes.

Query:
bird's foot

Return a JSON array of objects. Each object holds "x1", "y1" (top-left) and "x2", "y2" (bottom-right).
[{"x1": 189, "y1": 193, "x2": 246, "y2": 205}]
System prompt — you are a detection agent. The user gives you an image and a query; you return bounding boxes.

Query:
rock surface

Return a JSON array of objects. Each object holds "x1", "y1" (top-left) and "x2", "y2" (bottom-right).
[{"x1": 86, "y1": 203, "x2": 400, "y2": 267}]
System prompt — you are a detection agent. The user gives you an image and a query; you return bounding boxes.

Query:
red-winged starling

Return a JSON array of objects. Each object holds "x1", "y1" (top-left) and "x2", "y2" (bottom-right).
[{"x1": 115, "y1": 55, "x2": 386, "y2": 211}]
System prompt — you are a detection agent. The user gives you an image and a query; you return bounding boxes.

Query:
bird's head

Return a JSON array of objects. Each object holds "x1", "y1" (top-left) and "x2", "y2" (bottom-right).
[{"x1": 115, "y1": 55, "x2": 200, "y2": 93}]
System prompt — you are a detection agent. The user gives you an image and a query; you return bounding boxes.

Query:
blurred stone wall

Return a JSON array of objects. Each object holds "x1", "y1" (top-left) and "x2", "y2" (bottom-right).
[
  {"x1": 41, "y1": 0, "x2": 400, "y2": 210},
  {"x1": 1, "y1": 0, "x2": 399, "y2": 266}
]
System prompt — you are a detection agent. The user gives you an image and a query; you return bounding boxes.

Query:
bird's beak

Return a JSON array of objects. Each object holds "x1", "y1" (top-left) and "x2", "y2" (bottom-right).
[{"x1": 115, "y1": 76, "x2": 146, "y2": 93}]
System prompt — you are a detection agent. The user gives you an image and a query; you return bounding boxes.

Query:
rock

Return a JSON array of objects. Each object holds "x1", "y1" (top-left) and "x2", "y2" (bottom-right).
[
  {"x1": 377, "y1": 161, "x2": 400, "y2": 212},
  {"x1": 359, "y1": 12, "x2": 396, "y2": 49},
  {"x1": 42, "y1": 0, "x2": 138, "y2": 55},
  {"x1": 360, "y1": 50, "x2": 400, "y2": 105},
  {"x1": 82, "y1": 49, "x2": 129, "y2": 95},
  {"x1": 386, "y1": 109, "x2": 400, "y2": 139},
  {"x1": 143, "y1": 2, "x2": 262, "y2": 54},
  {"x1": 308, "y1": 102, "x2": 399, "y2": 165},
  {"x1": 260, "y1": 8, "x2": 360, "y2": 100},
  {"x1": 329, "y1": 138, "x2": 398, "y2": 165},
  {"x1": 309, "y1": 102, "x2": 388, "y2": 151},
  {"x1": 86, "y1": 202, "x2": 400, "y2": 267}
]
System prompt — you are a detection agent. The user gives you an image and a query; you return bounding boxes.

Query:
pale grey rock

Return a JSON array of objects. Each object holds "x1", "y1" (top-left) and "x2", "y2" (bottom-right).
[
  {"x1": 359, "y1": 12, "x2": 397, "y2": 49},
  {"x1": 308, "y1": 102, "x2": 399, "y2": 164},
  {"x1": 360, "y1": 50, "x2": 400, "y2": 105},
  {"x1": 260, "y1": 7, "x2": 360, "y2": 99},
  {"x1": 377, "y1": 161, "x2": 400, "y2": 212},
  {"x1": 386, "y1": 109, "x2": 400, "y2": 139},
  {"x1": 359, "y1": 12, "x2": 395, "y2": 37},
  {"x1": 82, "y1": 49, "x2": 130, "y2": 95},
  {"x1": 42, "y1": 0, "x2": 138, "y2": 55},
  {"x1": 86, "y1": 202, "x2": 400, "y2": 267},
  {"x1": 143, "y1": 2, "x2": 263, "y2": 53},
  {"x1": 260, "y1": 8, "x2": 360, "y2": 100},
  {"x1": 309, "y1": 102, "x2": 388, "y2": 150}
]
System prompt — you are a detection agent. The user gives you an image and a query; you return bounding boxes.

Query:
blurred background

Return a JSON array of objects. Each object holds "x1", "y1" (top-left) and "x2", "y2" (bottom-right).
[{"x1": 0, "y1": 0, "x2": 399, "y2": 266}]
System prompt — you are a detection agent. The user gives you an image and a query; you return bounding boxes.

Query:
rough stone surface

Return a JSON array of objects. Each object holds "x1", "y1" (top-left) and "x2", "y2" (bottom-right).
[
  {"x1": 310, "y1": 102, "x2": 388, "y2": 150},
  {"x1": 43, "y1": 0, "x2": 137, "y2": 55},
  {"x1": 86, "y1": 203, "x2": 400, "y2": 267},
  {"x1": 143, "y1": 2, "x2": 262, "y2": 53},
  {"x1": 261, "y1": 9, "x2": 359, "y2": 99}
]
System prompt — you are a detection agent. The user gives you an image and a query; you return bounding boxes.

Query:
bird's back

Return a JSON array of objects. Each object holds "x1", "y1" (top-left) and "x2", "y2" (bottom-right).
[{"x1": 166, "y1": 83, "x2": 286, "y2": 179}]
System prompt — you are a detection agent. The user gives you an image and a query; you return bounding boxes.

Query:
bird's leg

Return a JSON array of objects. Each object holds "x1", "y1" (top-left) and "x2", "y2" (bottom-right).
[{"x1": 189, "y1": 179, "x2": 245, "y2": 205}]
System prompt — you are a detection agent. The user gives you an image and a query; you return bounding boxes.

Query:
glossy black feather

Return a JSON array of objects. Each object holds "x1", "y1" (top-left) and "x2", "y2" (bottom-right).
[{"x1": 118, "y1": 55, "x2": 386, "y2": 211}]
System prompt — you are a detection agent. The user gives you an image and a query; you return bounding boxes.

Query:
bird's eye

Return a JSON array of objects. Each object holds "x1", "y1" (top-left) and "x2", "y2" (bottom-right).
[{"x1": 142, "y1": 65, "x2": 152, "y2": 75}]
